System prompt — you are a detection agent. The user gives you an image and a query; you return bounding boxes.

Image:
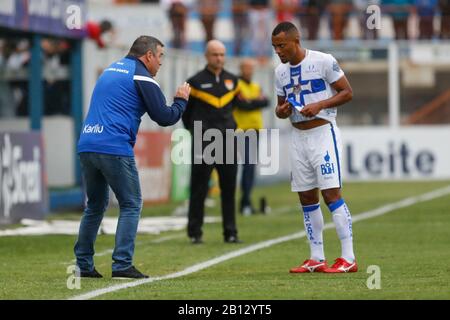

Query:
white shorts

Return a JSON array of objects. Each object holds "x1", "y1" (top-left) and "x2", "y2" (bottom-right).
[{"x1": 290, "y1": 123, "x2": 343, "y2": 192}]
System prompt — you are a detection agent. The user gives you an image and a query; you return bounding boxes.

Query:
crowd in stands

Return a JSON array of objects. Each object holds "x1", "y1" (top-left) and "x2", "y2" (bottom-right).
[
  {"x1": 95, "y1": 1, "x2": 450, "y2": 46},
  {"x1": 153, "y1": 0, "x2": 450, "y2": 63},
  {"x1": 166, "y1": 1, "x2": 450, "y2": 44},
  {"x1": 0, "y1": 18, "x2": 115, "y2": 118},
  {"x1": 0, "y1": 38, "x2": 73, "y2": 118},
  {"x1": 2, "y1": 0, "x2": 450, "y2": 118}
]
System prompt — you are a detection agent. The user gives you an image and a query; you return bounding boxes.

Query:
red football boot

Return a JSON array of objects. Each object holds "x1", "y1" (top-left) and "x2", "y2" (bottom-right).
[
  {"x1": 289, "y1": 259, "x2": 328, "y2": 273},
  {"x1": 324, "y1": 258, "x2": 358, "y2": 273}
]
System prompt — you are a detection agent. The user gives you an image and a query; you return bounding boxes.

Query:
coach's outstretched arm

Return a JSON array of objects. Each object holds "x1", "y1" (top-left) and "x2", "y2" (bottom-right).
[{"x1": 135, "y1": 78, "x2": 191, "y2": 127}]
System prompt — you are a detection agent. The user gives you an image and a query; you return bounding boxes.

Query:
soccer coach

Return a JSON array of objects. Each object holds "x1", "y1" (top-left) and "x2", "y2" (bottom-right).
[{"x1": 75, "y1": 36, "x2": 190, "y2": 279}]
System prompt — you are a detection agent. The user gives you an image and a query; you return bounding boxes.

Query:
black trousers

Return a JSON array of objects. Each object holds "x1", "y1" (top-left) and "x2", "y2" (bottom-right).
[
  {"x1": 240, "y1": 131, "x2": 259, "y2": 210},
  {"x1": 187, "y1": 133, "x2": 238, "y2": 239}
]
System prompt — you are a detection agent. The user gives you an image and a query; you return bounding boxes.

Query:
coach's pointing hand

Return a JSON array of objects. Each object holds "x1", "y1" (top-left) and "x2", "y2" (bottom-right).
[{"x1": 175, "y1": 82, "x2": 191, "y2": 101}]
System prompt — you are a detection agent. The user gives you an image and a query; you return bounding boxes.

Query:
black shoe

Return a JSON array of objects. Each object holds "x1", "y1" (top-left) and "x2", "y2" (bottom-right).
[
  {"x1": 112, "y1": 266, "x2": 149, "y2": 279},
  {"x1": 190, "y1": 236, "x2": 203, "y2": 244},
  {"x1": 259, "y1": 197, "x2": 267, "y2": 214},
  {"x1": 80, "y1": 268, "x2": 103, "y2": 278},
  {"x1": 224, "y1": 236, "x2": 242, "y2": 244}
]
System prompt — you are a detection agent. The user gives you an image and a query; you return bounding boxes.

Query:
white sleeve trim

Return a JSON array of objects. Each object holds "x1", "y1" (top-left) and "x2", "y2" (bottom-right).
[{"x1": 133, "y1": 75, "x2": 160, "y2": 87}]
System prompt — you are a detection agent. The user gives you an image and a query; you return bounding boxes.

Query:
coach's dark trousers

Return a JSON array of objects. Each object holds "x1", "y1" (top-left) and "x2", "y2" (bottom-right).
[{"x1": 187, "y1": 133, "x2": 238, "y2": 240}]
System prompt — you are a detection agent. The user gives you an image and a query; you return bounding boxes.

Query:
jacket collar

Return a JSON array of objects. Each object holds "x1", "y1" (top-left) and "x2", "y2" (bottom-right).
[
  {"x1": 126, "y1": 55, "x2": 151, "y2": 74},
  {"x1": 204, "y1": 66, "x2": 224, "y2": 78}
]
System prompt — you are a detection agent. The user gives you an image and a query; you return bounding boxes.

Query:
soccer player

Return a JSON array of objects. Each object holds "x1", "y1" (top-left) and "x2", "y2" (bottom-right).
[{"x1": 272, "y1": 22, "x2": 357, "y2": 273}]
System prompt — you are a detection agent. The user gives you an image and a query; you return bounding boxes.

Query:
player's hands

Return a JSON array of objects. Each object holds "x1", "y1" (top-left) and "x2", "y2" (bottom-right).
[
  {"x1": 175, "y1": 82, "x2": 191, "y2": 101},
  {"x1": 275, "y1": 101, "x2": 292, "y2": 119},
  {"x1": 300, "y1": 102, "x2": 323, "y2": 118}
]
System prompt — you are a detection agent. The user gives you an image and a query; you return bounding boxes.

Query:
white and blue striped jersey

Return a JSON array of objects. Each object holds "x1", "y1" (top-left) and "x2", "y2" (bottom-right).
[{"x1": 275, "y1": 49, "x2": 345, "y2": 124}]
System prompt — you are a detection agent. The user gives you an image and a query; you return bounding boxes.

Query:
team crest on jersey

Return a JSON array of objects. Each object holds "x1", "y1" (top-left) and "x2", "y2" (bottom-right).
[
  {"x1": 224, "y1": 79, "x2": 234, "y2": 91},
  {"x1": 293, "y1": 84, "x2": 301, "y2": 95}
]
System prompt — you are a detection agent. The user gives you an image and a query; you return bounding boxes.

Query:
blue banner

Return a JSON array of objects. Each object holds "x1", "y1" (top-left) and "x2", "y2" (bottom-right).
[
  {"x1": 0, "y1": 132, "x2": 49, "y2": 224},
  {"x1": 0, "y1": 0, "x2": 86, "y2": 38}
]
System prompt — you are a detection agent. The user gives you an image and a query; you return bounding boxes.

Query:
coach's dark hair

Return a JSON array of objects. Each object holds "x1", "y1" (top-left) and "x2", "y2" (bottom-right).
[
  {"x1": 272, "y1": 21, "x2": 298, "y2": 36},
  {"x1": 128, "y1": 36, "x2": 164, "y2": 57}
]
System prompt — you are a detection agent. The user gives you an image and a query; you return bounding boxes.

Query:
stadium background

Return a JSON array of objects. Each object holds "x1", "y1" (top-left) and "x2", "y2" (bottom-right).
[{"x1": 0, "y1": 1, "x2": 450, "y2": 220}]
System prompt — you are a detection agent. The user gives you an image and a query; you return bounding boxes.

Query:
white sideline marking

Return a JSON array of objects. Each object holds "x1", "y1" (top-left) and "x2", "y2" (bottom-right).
[
  {"x1": 61, "y1": 234, "x2": 186, "y2": 265},
  {"x1": 62, "y1": 209, "x2": 291, "y2": 266},
  {"x1": 59, "y1": 206, "x2": 293, "y2": 265},
  {"x1": 69, "y1": 185, "x2": 450, "y2": 300}
]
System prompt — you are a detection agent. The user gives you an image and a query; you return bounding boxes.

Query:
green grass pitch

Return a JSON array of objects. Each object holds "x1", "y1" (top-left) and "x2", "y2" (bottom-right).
[{"x1": 0, "y1": 180, "x2": 449, "y2": 300}]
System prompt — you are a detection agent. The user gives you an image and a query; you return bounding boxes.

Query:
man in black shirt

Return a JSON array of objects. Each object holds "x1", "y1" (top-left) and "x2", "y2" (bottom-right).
[{"x1": 183, "y1": 40, "x2": 242, "y2": 244}]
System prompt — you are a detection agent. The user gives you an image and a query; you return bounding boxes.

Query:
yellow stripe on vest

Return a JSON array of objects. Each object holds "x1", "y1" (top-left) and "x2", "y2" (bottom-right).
[{"x1": 190, "y1": 87, "x2": 239, "y2": 109}]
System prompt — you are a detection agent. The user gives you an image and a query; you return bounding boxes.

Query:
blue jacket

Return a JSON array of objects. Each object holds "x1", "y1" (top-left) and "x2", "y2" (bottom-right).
[{"x1": 78, "y1": 55, "x2": 186, "y2": 156}]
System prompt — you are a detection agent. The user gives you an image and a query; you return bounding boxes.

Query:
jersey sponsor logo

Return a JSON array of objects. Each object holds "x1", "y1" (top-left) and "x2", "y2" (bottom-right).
[
  {"x1": 224, "y1": 79, "x2": 234, "y2": 91},
  {"x1": 321, "y1": 151, "x2": 335, "y2": 176},
  {"x1": 105, "y1": 67, "x2": 129, "y2": 74},
  {"x1": 82, "y1": 124, "x2": 104, "y2": 134},
  {"x1": 305, "y1": 64, "x2": 317, "y2": 74}
]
